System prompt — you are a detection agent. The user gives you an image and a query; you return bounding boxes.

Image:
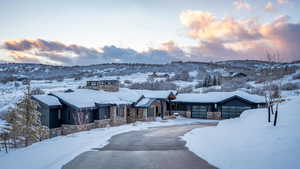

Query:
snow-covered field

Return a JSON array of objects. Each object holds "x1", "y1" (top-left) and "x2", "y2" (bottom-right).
[
  {"x1": 183, "y1": 95, "x2": 300, "y2": 169},
  {"x1": 0, "y1": 118, "x2": 217, "y2": 169}
]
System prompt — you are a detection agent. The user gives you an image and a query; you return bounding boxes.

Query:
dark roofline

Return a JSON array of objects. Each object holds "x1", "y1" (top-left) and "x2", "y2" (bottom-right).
[
  {"x1": 31, "y1": 95, "x2": 62, "y2": 108},
  {"x1": 219, "y1": 95, "x2": 265, "y2": 104},
  {"x1": 173, "y1": 95, "x2": 265, "y2": 104}
]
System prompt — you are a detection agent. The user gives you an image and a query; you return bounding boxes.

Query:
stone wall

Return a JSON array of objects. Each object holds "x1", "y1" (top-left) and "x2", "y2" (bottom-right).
[
  {"x1": 94, "y1": 119, "x2": 111, "y2": 128},
  {"x1": 207, "y1": 112, "x2": 221, "y2": 120},
  {"x1": 49, "y1": 127, "x2": 63, "y2": 138}
]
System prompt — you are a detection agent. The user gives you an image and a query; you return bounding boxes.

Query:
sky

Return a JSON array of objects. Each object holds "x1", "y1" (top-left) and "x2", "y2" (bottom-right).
[{"x1": 0, "y1": 0, "x2": 299, "y2": 65}]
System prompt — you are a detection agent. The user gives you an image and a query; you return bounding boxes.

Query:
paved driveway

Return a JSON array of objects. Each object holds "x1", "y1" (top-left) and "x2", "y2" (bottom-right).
[{"x1": 62, "y1": 123, "x2": 218, "y2": 169}]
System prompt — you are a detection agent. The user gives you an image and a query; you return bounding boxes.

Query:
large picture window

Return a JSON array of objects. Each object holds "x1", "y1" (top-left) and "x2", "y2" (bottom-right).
[{"x1": 99, "y1": 106, "x2": 110, "y2": 120}]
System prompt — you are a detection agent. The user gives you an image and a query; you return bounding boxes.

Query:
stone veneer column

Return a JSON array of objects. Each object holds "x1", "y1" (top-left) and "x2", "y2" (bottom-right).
[{"x1": 110, "y1": 106, "x2": 117, "y2": 125}]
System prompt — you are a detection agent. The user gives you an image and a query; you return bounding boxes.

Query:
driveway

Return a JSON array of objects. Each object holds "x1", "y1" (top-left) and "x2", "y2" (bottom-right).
[{"x1": 62, "y1": 123, "x2": 218, "y2": 169}]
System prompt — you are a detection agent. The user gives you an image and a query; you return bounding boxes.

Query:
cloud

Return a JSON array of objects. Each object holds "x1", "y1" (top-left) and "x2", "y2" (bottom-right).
[
  {"x1": 265, "y1": 2, "x2": 277, "y2": 12},
  {"x1": 277, "y1": 0, "x2": 288, "y2": 4},
  {"x1": 1, "y1": 39, "x2": 181, "y2": 65},
  {"x1": 180, "y1": 10, "x2": 300, "y2": 62},
  {"x1": 180, "y1": 10, "x2": 262, "y2": 43},
  {"x1": 233, "y1": 0, "x2": 252, "y2": 10}
]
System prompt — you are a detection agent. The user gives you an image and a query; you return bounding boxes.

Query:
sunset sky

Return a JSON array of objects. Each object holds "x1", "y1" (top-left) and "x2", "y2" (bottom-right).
[{"x1": 0, "y1": 0, "x2": 299, "y2": 65}]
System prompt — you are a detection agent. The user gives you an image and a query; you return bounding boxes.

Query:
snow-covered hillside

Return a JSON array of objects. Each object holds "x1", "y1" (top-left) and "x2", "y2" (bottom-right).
[
  {"x1": 0, "y1": 118, "x2": 217, "y2": 169},
  {"x1": 183, "y1": 95, "x2": 300, "y2": 169}
]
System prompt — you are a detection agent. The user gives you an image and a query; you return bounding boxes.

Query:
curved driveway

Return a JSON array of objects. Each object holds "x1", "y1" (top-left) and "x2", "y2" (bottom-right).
[{"x1": 62, "y1": 123, "x2": 218, "y2": 169}]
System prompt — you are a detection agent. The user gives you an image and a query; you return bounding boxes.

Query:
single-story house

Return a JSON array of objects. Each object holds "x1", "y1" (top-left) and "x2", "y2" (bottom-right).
[
  {"x1": 33, "y1": 86, "x2": 265, "y2": 130},
  {"x1": 33, "y1": 88, "x2": 176, "y2": 129},
  {"x1": 171, "y1": 91, "x2": 265, "y2": 119}
]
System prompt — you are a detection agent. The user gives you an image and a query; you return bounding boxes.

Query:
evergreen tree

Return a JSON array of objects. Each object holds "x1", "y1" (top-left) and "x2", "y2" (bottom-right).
[{"x1": 5, "y1": 84, "x2": 49, "y2": 147}]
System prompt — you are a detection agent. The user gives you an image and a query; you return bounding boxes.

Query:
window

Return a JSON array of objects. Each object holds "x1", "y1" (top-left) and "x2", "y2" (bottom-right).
[
  {"x1": 58, "y1": 110, "x2": 61, "y2": 120},
  {"x1": 117, "y1": 106, "x2": 124, "y2": 117}
]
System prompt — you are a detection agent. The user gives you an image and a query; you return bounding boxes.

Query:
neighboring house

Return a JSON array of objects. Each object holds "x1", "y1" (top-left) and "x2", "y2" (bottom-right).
[
  {"x1": 148, "y1": 72, "x2": 170, "y2": 78},
  {"x1": 84, "y1": 79, "x2": 120, "y2": 92},
  {"x1": 172, "y1": 91, "x2": 265, "y2": 119}
]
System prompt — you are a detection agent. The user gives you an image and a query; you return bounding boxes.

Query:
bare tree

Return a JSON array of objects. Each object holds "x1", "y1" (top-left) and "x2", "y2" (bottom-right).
[
  {"x1": 263, "y1": 51, "x2": 284, "y2": 126},
  {"x1": 72, "y1": 111, "x2": 88, "y2": 131}
]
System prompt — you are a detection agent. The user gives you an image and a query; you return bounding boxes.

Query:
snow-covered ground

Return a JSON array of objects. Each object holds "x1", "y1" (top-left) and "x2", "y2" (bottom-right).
[
  {"x1": 183, "y1": 95, "x2": 300, "y2": 169},
  {"x1": 0, "y1": 118, "x2": 217, "y2": 169}
]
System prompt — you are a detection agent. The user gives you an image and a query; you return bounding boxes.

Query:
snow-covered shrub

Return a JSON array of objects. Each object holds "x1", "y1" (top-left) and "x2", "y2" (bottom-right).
[
  {"x1": 31, "y1": 88, "x2": 45, "y2": 95},
  {"x1": 280, "y1": 83, "x2": 300, "y2": 91},
  {"x1": 124, "y1": 80, "x2": 132, "y2": 84},
  {"x1": 178, "y1": 85, "x2": 193, "y2": 93},
  {"x1": 221, "y1": 78, "x2": 252, "y2": 91},
  {"x1": 292, "y1": 73, "x2": 300, "y2": 80},
  {"x1": 169, "y1": 71, "x2": 191, "y2": 81}
]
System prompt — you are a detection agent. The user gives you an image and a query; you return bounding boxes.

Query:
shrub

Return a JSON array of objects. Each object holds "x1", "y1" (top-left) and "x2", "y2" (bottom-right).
[
  {"x1": 292, "y1": 73, "x2": 300, "y2": 80},
  {"x1": 124, "y1": 80, "x2": 132, "y2": 84},
  {"x1": 178, "y1": 85, "x2": 193, "y2": 93},
  {"x1": 280, "y1": 83, "x2": 300, "y2": 91},
  {"x1": 31, "y1": 88, "x2": 45, "y2": 95}
]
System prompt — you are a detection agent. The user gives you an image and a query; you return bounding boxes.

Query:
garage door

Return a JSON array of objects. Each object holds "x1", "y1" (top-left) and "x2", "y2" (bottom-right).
[
  {"x1": 222, "y1": 106, "x2": 251, "y2": 119},
  {"x1": 191, "y1": 105, "x2": 208, "y2": 119}
]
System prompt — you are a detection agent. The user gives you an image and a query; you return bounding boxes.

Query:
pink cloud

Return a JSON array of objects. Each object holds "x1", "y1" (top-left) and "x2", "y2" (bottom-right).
[{"x1": 180, "y1": 10, "x2": 300, "y2": 62}]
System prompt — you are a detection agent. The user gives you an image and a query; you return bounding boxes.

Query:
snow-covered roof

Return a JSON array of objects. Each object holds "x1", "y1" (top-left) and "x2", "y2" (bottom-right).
[
  {"x1": 50, "y1": 88, "x2": 142, "y2": 109},
  {"x1": 32, "y1": 95, "x2": 62, "y2": 106},
  {"x1": 135, "y1": 98, "x2": 156, "y2": 107},
  {"x1": 49, "y1": 88, "x2": 176, "y2": 109},
  {"x1": 173, "y1": 91, "x2": 265, "y2": 104},
  {"x1": 134, "y1": 89, "x2": 176, "y2": 99}
]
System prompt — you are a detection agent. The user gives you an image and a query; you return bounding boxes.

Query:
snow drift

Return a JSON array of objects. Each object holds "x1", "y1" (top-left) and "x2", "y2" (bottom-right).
[{"x1": 183, "y1": 96, "x2": 300, "y2": 169}]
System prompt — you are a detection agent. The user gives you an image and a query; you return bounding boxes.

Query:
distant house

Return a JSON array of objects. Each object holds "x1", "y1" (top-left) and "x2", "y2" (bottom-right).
[
  {"x1": 172, "y1": 91, "x2": 265, "y2": 119},
  {"x1": 148, "y1": 72, "x2": 170, "y2": 79},
  {"x1": 84, "y1": 79, "x2": 120, "y2": 92}
]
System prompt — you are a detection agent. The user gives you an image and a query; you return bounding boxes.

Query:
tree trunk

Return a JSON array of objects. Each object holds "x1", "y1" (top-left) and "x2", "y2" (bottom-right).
[
  {"x1": 274, "y1": 104, "x2": 279, "y2": 126},
  {"x1": 271, "y1": 104, "x2": 274, "y2": 114},
  {"x1": 268, "y1": 106, "x2": 271, "y2": 123}
]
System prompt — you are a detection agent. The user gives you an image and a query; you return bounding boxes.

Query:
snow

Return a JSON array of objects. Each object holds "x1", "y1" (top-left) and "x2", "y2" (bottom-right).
[
  {"x1": 0, "y1": 118, "x2": 217, "y2": 169},
  {"x1": 134, "y1": 89, "x2": 176, "y2": 99},
  {"x1": 174, "y1": 91, "x2": 265, "y2": 103},
  {"x1": 135, "y1": 98, "x2": 156, "y2": 107},
  {"x1": 50, "y1": 88, "x2": 142, "y2": 108},
  {"x1": 32, "y1": 95, "x2": 61, "y2": 106},
  {"x1": 182, "y1": 95, "x2": 300, "y2": 169}
]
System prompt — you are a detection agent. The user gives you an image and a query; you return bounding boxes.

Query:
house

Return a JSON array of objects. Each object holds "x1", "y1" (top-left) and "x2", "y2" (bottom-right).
[
  {"x1": 84, "y1": 79, "x2": 120, "y2": 91},
  {"x1": 32, "y1": 82, "x2": 265, "y2": 137},
  {"x1": 32, "y1": 88, "x2": 175, "y2": 131},
  {"x1": 171, "y1": 91, "x2": 265, "y2": 119},
  {"x1": 148, "y1": 72, "x2": 170, "y2": 79}
]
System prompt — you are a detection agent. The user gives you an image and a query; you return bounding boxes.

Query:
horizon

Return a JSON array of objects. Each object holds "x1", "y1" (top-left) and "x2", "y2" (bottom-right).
[{"x1": 1, "y1": 0, "x2": 300, "y2": 65}]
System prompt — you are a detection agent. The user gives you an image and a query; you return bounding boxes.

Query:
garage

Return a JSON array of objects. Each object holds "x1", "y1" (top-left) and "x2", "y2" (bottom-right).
[
  {"x1": 191, "y1": 105, "x2": 208, "y2": 119},
  {"x1": 221, "y1": 105, "x2": 251, "y2": 119}
]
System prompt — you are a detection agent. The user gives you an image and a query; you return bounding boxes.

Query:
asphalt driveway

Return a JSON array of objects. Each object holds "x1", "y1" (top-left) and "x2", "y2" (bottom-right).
[{"x1": 62, "y1": 123, "x2": 218, "y2": 169}]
